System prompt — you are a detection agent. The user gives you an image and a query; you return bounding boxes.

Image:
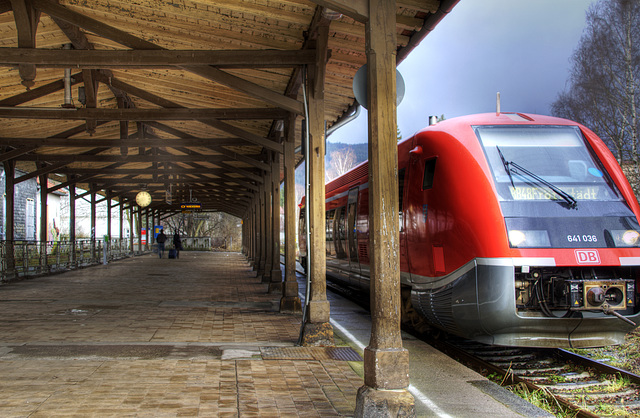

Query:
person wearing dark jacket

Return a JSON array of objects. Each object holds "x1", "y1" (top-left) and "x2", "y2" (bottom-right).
[
  {"x1": 156, "y1": 230, "x2": 167, "y2": 258},
  {"x1": 173, "y1": 232, "x2": 182, "y2": 259}
]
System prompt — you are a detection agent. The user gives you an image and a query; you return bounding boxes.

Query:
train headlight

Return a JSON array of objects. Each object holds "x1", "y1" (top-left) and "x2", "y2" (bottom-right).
[
  {"x1": 609, "y1": 230, "x2": 640, "y2": 247},
  {"x1": 508, "y1": 230, "x2": 551, "y2": 248}
]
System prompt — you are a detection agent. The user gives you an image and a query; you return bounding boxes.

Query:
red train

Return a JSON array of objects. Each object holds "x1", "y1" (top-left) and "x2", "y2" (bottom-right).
[{"x1": 299, "y1": 112, "x2": 640, "y2": 348}]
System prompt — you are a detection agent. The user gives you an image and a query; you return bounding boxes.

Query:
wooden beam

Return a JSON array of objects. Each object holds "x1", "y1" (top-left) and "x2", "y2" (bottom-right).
[
  {"x1": 33, "y1": 0, "x2": 304, "y2": 115},
  {"x1": 307, "y1": 0, "x2": 369, "y2": 23},
  {"x1": 104, "y1": 80, "x2": 283, "y2": 154},
  {"x1": 16, "y1": 154, "x2": 259, "y2": 164},
  {"x1": 96, "y1": 73, "x2": 182, "y2": 109},
  {"x1": 0, "y1": 145, "x2": 38, "y2": 162},
  {"x1": 0, "y1": 72, "x2": 83, "y2": 106},
  {"x1": 56, "y1": 166, "x2": 255, "y2": 178},
  {"x1": 0, "y1": 0, "x2": 11, "y2": 14},
  {"x1": 200, "y1": 118, "x2": 283, "y2": 154},
  {"x1": 184, "y1": 65, "x2": 304, "y2": 115},
  {"x1": 0, "y1": 48, "x2": 317, "y2": 68},
  {"x1": 397, "y1": 0, "x2": 439, "y2": 13},
  {"x1": 0, "y1": 137, "x2": 253, "y2": 148},
  {"x1": 0, "y1": 107, "x2": 288, "y2": 121},
  {"x1": 10, "y1": 0, "x2": 39, "y2": 88},
  {"x1": 82, "y1": 69, "x2": 98, "y2": 134}
]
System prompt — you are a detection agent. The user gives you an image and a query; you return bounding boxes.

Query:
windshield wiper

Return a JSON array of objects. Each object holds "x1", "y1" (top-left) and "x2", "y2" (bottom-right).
[
  {"x1": 496, "y1": 146, "x2": 578, "y2": 209},
  {"x1": 497, "y1": 146, "x2": 515, "y2": 188}
]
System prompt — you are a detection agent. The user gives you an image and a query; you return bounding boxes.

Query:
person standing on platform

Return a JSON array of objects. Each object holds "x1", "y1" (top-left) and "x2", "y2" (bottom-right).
[
  {"x1": 156, "y1": 230, "x2": 167, "y2": 258},
  {"x1": 173, "y1": 231, "x2": 182, "y2": 259}
]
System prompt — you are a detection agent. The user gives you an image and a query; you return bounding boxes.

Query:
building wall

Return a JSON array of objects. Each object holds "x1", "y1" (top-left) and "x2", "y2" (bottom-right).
[
  {"x1": 58, "y1": 192, "x2": 134, "y2": 239},
  {"x1": 0, "y1": 165, "x2": 38, "y2": 241},
  {"x1": 1, "y1": 166, "x2": 130, "y2": 241}
]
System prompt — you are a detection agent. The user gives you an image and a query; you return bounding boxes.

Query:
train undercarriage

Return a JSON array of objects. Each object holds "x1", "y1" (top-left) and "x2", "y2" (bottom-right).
[{"x1": 514, "y1": 266, "x2": 638, "y2": 320}]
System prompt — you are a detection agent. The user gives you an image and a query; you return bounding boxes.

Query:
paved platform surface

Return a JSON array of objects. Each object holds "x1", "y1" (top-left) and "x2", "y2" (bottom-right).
[{"x1": 0, "y1": 252, "x2": 551, "y2": 417}]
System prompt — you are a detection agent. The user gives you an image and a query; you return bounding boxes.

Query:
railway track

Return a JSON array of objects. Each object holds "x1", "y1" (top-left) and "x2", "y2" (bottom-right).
[
  {"x1": 323, "y1": 279, "x2": 640, "y2": 417},
  {"x1": 423, "y1": 335, "x2": 640, "y2": 417}
]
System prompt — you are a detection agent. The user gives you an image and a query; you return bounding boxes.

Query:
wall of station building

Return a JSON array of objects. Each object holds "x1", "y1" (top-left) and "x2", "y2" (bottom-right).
[
  {"x1": 0, "y1": 166, "x2": 38, "y2": 241},
  {"x1": 1, "y1": 166, "x2": 134, "y2": 242}
]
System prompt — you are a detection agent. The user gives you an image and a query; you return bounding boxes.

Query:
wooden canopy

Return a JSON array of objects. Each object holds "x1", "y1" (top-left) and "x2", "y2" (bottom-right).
[{"x1": 0, "y1": 0, "x2": 455, "y2": 216}]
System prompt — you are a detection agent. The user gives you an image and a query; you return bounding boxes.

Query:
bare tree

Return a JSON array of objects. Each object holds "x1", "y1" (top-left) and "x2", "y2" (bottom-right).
[
  {"x1": 164, "y1": 211, "x2": 241, "y2": 250},
  {"x1": 552, "y1": 0, "x2": 640, "y2": 192},
  {"x1": 326, "y1": 147, "x2": 357, "y2": 181}
]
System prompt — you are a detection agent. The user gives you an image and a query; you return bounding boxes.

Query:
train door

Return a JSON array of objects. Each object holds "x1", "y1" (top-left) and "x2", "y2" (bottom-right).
[
  {"x1": 347, "y1": 187, "x2": 360, "y2": 277},
  {"x1": 406, "y1": 151, "x2": 438, "y2": 278},
  {"x1": 334, "y1": 206, "x2": 346, "y2": 259}
]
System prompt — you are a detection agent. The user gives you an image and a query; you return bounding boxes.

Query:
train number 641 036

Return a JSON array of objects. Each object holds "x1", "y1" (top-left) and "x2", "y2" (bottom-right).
[{"x1": 567, "y1": 234, "x2": 597, "y2": 243}]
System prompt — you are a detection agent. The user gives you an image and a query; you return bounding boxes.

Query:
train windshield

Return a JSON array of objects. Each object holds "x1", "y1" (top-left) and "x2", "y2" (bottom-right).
[
  {"x1": 476, "y1": 125, "x2": 623, "y2": 204},
  {"x1": 476, "y1": 125, "x2": 639, "y2": 248}
]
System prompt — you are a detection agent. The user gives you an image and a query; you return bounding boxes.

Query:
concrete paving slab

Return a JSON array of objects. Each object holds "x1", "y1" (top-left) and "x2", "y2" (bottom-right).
[{"x1": 0, "y1": 252, "x2": 553, "y2": 417}]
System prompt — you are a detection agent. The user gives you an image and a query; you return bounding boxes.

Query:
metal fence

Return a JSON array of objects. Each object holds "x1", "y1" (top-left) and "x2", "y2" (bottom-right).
[{"x1": 0, "y1": 239, "x2": 149, "y2": 282}]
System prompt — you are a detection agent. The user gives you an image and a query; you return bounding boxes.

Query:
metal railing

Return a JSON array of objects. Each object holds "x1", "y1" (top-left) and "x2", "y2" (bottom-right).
[{"x1": 0, "y1": 239, "x2": 150, "y2": 282}]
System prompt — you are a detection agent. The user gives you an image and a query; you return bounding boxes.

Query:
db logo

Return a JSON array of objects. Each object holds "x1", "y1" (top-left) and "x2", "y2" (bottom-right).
[{"x1": 575, "y1": 249, "x2": 600, "y2": 264}]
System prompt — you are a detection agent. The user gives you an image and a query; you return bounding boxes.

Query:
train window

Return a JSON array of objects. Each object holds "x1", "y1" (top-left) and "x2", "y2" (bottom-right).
[
  {"x1": 326, "y1": 209, "x2": 335, "y2": 240},
  {"x1": 422, "y1": 158, "x2": 437, "y2": 190},
  {"x1": 326, "y1": 209, "x2": 335, "y2": 256},
  {"x1": 476, "y1": 125, "x2": 624, "y2": 203}
]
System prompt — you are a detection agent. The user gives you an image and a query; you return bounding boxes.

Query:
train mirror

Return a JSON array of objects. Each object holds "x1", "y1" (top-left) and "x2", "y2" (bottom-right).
[
  {"x1": 410, "y1": 146, "x2": 423, "y2": 156},
  {"x1": 352, "y1": 64, "x2": 405, "y2": 110}
]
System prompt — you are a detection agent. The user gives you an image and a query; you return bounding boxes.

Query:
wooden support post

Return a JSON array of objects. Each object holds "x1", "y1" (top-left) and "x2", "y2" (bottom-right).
[
  {"x1": 128, "y1": 203, "x2": 134, "y2": 254},
  {"x1": 248, "y1": 202, "x2": 255, "y2": 267},
  {"x1": 355, "y1": 0, "x2": 414, "y2": 415},
  {"x1": 137, "y1": 205, "x2": 142, "y2": 253},
  {"x1": 90, "y1": 184, "x2": 96, "y2": 261},
  {"x1": 145, "y1": 208, "x2": 150, "y2": 250},
  {"x1": 69, "y1": 179, "x2": 76, "y2": 267},
  {"x1": 257, "y1": 185, "x2": 266, "y2": 278},
  {"x1": 106, "y1": 189, "x2": 112, "y2": 243},
  {"x1": 39, "y1": 173, "x2": 47, "y2": 242},
  {"x1": 118, "y1": 96, "x2": 128, "y2": 156},
  {"x1": 119, "y1": 199, "x2": 124, "y2": 249},
  {"x1": 39, "y1": 172, "x2": 48, "y2": 272},
  {"x1": 3, "y1": 160, "x2": 16, "y2": 274},
  {"x1": 262, "y1": 158, "x2": 273, "y2": 284},
  {"x1": 269, "y1": 150, "x2": 283, "y2": 293},
  {"x1": 301, "y1": 23, "x2": 333, "y2": 346},
  {"x1": 280, "y1": 114, "x2": 302, "y2": 313}
]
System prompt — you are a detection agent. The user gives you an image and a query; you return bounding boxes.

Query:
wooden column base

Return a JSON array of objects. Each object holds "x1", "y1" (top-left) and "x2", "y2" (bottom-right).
[
  {"x1": 354, "y1": 386, "x2": 415, "y2": 417},
  {"x1": 363, "y1": 347, "x2": 411, "y2": 389},
  {"x1": 300, "y1": 321, "x2": 334, "y2": 346},
  {"x1": 279, "y1": 296, "x2": 302, "y2": 314},
  {"x1": 268, "y1": 268, "x2": 282, "y2": 293}
]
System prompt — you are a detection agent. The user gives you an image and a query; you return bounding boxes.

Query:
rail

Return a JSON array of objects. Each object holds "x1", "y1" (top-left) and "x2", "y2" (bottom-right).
[{"x1": 0, "y1": 239, "x2": 150, "y2": 282}]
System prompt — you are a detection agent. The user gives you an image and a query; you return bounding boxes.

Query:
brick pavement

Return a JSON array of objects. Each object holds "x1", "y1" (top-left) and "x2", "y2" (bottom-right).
[{"x1": 0, "y1": 252, "x2": 363, "y2": 417}]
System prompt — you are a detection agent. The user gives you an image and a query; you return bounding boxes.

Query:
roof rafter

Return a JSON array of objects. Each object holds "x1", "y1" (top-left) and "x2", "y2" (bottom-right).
[
  {"x1": 0, "y1": 48, "x2": 317, "y2": 68},
  {"x1": 31, "y1": 0, "x2": 304, "y2": 115}
]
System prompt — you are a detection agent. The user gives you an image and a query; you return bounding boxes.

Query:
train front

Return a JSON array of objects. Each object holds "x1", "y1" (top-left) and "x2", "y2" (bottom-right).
[{"x1": 412, "y1": 114, "x2": 640, "y2": 348}]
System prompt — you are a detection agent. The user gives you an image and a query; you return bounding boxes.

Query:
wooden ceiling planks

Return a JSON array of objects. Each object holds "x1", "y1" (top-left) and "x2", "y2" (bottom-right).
[{"x1": 0, "y1": 0, "x2": 449, "y2": 212}]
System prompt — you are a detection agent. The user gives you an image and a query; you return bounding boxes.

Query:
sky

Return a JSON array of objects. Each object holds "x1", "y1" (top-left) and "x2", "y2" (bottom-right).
[{"x1": 328, "y1": 0, "x2": 596, "y2": 144}]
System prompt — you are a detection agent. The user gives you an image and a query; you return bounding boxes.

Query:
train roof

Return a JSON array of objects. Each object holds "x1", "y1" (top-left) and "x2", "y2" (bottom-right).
[
  {"x1": 321, "y1": 112, "x2": 587, "y2": 199},
  {"x1": 419, "y1": 112, "x2": 579, "y2": 133}
]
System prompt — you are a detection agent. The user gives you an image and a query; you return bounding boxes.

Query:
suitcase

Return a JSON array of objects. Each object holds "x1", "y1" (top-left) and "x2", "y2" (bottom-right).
[{"x1": 168, "y1": 249, "x2": 177, "y2": 259}]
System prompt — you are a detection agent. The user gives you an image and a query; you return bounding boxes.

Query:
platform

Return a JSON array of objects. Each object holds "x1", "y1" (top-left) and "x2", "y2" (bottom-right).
[{"x1": 0, "y1": 252, "x2": 551, "y2": 417}]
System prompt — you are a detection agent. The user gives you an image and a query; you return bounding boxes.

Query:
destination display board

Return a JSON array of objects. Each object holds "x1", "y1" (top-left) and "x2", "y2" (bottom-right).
[{"x1": 181, "y1": 202, "x2": 202, "y2": 212}]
